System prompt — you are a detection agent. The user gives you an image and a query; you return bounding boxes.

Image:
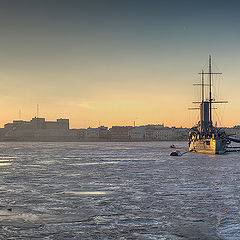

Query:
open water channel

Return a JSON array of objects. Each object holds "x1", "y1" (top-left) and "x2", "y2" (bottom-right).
[{"x1": 0, "y1": 142, "x2": 239, "y2": 239}]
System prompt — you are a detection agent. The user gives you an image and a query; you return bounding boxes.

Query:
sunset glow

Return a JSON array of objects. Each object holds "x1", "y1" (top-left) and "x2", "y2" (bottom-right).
[{"x1": 1, "y1": 1, "x2": 240, "y2": 128}]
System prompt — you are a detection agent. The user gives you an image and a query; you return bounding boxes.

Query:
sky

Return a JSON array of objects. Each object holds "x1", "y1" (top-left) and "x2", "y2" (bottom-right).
[{"x1": 1, "y1": 0, "x2": 240, "y2": 128}]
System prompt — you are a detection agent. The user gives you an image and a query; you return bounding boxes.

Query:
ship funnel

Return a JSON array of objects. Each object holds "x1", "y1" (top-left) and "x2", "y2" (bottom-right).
[{"x1": 200, "y1": 101, "x2": 210, "y2": 133}]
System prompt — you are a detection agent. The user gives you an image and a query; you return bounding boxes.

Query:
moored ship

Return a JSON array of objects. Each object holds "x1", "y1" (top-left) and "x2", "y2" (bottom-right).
[{"x1": 188, "y1": 56, "x2": 229, "y2": 154}]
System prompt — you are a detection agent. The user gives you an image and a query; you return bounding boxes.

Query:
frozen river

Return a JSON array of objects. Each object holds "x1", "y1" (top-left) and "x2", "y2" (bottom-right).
[{"x1": 0, "y1": 142, "x2": 239, "y2": 239}]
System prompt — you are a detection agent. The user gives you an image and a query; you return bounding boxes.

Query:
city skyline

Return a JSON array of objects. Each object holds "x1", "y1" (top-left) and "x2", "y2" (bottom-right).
[
  {"x1": 3, "y1": 113, "x2": 240, "y2": 130},
  {"x1": 1, "y1": 1, "x2": 240, "y2": 128}
]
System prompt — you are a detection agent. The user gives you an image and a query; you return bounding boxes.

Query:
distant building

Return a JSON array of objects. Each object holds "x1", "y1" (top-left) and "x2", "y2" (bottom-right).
[
  {"x1": 69, "y1": 129, "x2": 86, "y2": 141},
  {"x1": 85, "y1": 127, "x2": 99, "y2": 139},
  {"x1": 224, "y1": 126, "x2": 240, "y2": 138},
  {"x1": 68, "y1": 126, "x2": 109, "y2": 141},
  {"x1": 1, "y1": 117, "x2": 190, "y2": 142},
  {"x1": 4, "y1": 117, "x2": 69, "y2": 131},
  {"x1": 129, "y1": 127, "x2": 146, "y2": 141},
  {"x1": 4, "y1": 120, "x2": 30, "y2": 131},
  {"x1": 153, "y1": 127, "x2": 188, "y2": 141},
  {"x1": 0, "y1": 128, "x2": 6, "y2": 138},
  {"x1": 110, "y1": 126, "x2": 132, "y2": 141},
  {"x1": 3, "y1": 117, "x2": 70, "y2": 141},
  {"x1": 145, "y1": 124, "x2": 164, "y2": 141},
  {"x1": 98, "y1": 126, "x2": 110, "y2": 140},
  {"x1": 84, "y1": 126, "x2": 109, "y2": 141}
]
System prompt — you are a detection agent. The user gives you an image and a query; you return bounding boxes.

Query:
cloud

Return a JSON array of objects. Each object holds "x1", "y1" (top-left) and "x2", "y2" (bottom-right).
[{"x1": 76, "y1": 102, "x2": 94, "y2": 109}]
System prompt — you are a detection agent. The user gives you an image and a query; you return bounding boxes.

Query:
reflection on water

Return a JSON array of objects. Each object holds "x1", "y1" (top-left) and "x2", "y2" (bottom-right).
[
  {"x1": 75, "y1": 161, "x2": 118, "y2": 166},
  {"x1": 65, "y1": 191, "x2": 107, "y2": 195},
  {"x1": 0, "y1": 141, "x2": 239, "y2": 239},
  {"x1": 0, "y1": 159, "x2": 12, "y2": 166},
  {"x1": 0, "y1": 162, "x2": 11, "y2": 166}
]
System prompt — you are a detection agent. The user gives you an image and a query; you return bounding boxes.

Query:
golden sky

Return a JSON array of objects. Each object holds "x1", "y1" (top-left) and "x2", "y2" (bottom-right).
[{"x1": 1, "y1": 1, "x2": 240, "y2": 128}]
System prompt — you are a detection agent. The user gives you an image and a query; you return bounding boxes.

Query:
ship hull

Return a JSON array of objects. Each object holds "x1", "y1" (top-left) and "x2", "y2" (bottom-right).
[{"x1": 189, "y1": 138, "x2": 226, "y2": 154}]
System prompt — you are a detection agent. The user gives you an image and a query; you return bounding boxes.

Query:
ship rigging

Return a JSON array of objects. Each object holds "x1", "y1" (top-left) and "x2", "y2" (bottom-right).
[{"x1": 188, "y1": 56, "x2": 230, "y2": 154}]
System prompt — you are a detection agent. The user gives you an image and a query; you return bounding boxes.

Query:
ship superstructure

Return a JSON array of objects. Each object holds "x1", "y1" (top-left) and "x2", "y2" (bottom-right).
[{"x1": 188, "y1": 56, "x2": 229, "y2": 154}]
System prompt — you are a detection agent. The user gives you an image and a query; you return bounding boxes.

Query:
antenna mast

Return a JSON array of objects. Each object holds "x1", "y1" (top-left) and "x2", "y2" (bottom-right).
[
  {"x1": 37, "y1": 104, "x2": 39, "y2": 117},
  {"x1": 19, "y1": 109, "x2": 22, "y2": 120}
]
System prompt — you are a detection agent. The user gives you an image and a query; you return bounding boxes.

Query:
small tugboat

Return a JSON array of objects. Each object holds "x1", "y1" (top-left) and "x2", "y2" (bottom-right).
[
  {"x1": 170, "y1": 150, "x2": 182, "y2": 156},
  {"x1": 188, "y1": 56, "x2": 229, "y2": 154}
]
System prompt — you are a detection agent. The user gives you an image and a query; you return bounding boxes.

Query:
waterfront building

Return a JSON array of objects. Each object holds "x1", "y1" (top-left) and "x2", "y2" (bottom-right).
[
  {"x1": 129, "y1": 127, "x2": 146, "y2": 141},
  {"x1": 110, "y1": 126, "x2": 132, "y2": 141},
  {"x1": 84, "y1": 126, "x2": 109, "y2": 141},
  {"x1": 0, "y1": 117, "x2": 197, "y2": 142},
  {"x1": 231, "y1": 126, "x2": 240, "y2": 138},
  {"x1": 145, "y1": 124, "x2": 164, "y2": 141},
  {"x1": 85, "y1": 127, "x2": 99, "y2": 139},
  {"x1": 4, "y1": 117, "x2": 69, "y2": 131},
  {"x1": 98, "y1": 126, "x2": 110, "y2": 140},
  {"x1": 3, "y1": 117, "x2": 70, "y2": 141},
  {"x1": 145, "y1": 125, "x2": 188, "y2": 141},
  {"x1": 68, "y1": 129, "x2": 87, "y2": 141}
]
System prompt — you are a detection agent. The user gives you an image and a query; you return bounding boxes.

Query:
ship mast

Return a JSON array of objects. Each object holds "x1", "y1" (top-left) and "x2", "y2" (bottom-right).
[
  {"x1": 208, "y1": 55, "x2": 227, "y2": 126},
  {"x1": 209, "y1": 55, "x2": 212, "y2": 126},
  {"x1": 192, "y1": 56, "x2": 227, "y2": 129},
  {"x1": 201, "y1": 70, "x2": 204, "y2": 102}
]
